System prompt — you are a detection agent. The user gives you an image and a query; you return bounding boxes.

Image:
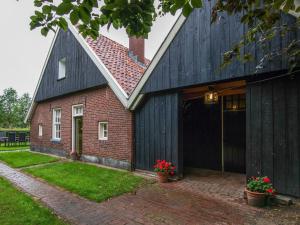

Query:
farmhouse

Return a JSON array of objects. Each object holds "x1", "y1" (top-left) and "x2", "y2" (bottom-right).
[
  {"x1": 27, "y1": 2, "x2": 299, "y2": 198},
  {"x1": 26, "y1": 26, "x2": 148, "y2": 170}
]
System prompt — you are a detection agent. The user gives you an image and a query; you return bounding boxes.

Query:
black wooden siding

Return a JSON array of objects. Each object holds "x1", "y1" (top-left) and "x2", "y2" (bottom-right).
[
  {"x1": 246, "y1": 76, "x2": 300, "y2": 197},
  {"x1": 142, "y1": 0, "x2": 297, "y2": 94},
  {"x1": 35, "y1": 29, "x2": 107, "y2": 102},
  {"x1": 135, "y1": 93, "x2": 183, "y2": 174}
]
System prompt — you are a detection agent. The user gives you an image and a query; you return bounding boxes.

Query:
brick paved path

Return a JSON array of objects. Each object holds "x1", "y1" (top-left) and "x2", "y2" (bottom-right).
[
  {"x1": 0, "y1": 162, "x2": 299, "y2": 225},
  {"x1": 169, "y1": 169, "x2": 246, "y2": 201}
]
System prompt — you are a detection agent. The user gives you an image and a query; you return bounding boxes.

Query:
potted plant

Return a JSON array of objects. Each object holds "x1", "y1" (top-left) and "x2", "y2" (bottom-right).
[
  {"x1": 153, "y1": 160, "x2": 175, "y2": 183},
  {"x1": 245, "y1": 176, "x2": 275, "y2": 207}
]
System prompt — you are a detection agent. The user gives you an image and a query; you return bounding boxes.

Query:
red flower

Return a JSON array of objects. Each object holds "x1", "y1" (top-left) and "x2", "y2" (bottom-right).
[
  {"x1": 263, "y1": 177, "x2": 271, "y2": 183},
  {"x1": 170, "y1": 171, "x2": 174, "y2": 176},
  {"x1": 266, "y1": 188, "x2": 274, "y2": 194}
]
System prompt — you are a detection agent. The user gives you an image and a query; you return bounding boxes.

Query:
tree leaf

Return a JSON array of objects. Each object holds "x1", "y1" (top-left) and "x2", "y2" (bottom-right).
[
  {"x1": 58, "y1": 17, "x2": 68, "y2": 31},
  {"x1": 41, "y1": 27, "x2": 49, "y2": 36},
  {"x1": 182, "y1": 3, "x2": 193, "y2": 17},
  {"x1": 79, "y1": 6, "x2": 91, "y2": 24},
  {"x1": 42, "y1": 5, "x2": 52, "y2": 14},
  {"x1": 56, "y1": 2, "x2": 73, "y2": 15},
  {"x1": 191, "y1": 0, "x2": 202, "y2": 8},
  {"x1": 70, "y1": 10, "x2": 79, "y2": 25}
]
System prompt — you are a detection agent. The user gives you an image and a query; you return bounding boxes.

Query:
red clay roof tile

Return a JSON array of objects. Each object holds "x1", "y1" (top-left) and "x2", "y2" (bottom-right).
[{"x1": 86, "y1": 35, "x2": 150, "y2": 96}]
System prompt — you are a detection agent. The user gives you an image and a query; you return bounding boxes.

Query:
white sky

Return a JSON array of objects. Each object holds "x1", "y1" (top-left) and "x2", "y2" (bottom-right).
[{"x1": 0, "y1": 1, "x2": 179, "y2": 96}]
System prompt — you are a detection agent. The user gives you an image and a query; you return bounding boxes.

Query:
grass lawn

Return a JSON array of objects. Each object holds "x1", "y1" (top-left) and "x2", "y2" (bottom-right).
[
  {"x1": 24, "y1": 161, "x2": 144, "y2": 202},
  {"x1": 0, "y1": 177, "x2": 66, "y2": 225},
  {"x1": 0, "y1": 144, "x2": 29, "y2": 151},
  {"x1": 0, "y1": 151, "x2": 59, "y2": 168}
]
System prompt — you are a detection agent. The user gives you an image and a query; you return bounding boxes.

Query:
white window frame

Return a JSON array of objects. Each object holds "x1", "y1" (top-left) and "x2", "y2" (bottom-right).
[
  {"x1": 72, "y1": 105, "x2": 83, "y2": 117},
  {"x1": 52, "y1": 108, "x2": 61, "y2": 141},
  {"x1": 58, "y1": 57, "x2": 66, "y2": 80},
  {"x1": 38, "y1": 124, "x2": 43, "y2": 137},
  {"x1": 98, "y1": 122, "x2": 108, "y2": 141},
  {"x1": 72, "y1": 104, "x2": 84, "y2": 152}
]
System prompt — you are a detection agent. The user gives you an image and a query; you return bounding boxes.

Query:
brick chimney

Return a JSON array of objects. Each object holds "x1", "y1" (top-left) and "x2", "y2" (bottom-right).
[{"x1": 129, "y1": 37, "x2": 145, "y2": 64}]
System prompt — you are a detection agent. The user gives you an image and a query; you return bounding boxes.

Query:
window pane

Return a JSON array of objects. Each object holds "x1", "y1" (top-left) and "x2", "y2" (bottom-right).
[
  {"x1": 53, "y1": 109, "x2": 61, "y2": 139},
  {"x1": 99, "y1": 122, "x2": 108, "y2": 140},
  {"x1": 58, "y1": 58, "x2": 66, "y2": 79}
]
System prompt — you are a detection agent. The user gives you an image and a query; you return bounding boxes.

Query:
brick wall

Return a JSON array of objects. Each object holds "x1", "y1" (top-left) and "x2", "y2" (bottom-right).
[{"x1": 30, "y1": 87, "x2": 133, "y2": 166}]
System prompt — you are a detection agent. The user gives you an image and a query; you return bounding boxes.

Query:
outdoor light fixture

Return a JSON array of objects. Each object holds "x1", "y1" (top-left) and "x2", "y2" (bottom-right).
[{"x1": 204, "y1": 88, "x2": 219, "y2": 104}]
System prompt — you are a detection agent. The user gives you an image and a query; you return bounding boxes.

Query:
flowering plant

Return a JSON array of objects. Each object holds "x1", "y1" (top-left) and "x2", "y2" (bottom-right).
[
  {"x1": 153, "y1": 160, "x2": 176, "y2": 176},
  {"x1": 247, "y1": 176, "x2": 275, "y2": 195}
]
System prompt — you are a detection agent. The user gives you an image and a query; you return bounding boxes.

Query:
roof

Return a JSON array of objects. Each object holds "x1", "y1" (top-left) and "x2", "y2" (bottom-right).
[
  {"x1": 25, "y1": 25, "x2": 151, "y2": 122},
  {"x1": 86, "y1": 35, "x2": 150, "y2": 95},
  {"x1": 128, "y1": 14, "x2": 186, "y2": 109}
]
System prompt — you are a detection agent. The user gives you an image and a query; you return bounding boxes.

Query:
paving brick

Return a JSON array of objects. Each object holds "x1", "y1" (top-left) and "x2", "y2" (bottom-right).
[{"x1": 0, "y1": 162, "x2": 299, "y2": 225}]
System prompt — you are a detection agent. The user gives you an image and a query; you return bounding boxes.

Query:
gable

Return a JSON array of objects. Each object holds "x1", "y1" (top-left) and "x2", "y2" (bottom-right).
[
  {"x1": 137, "y1": 1, "x2": 298, "y2": 96},
  {"x1": 35, "y1": 29, "x2": 108, "y2": 102}
]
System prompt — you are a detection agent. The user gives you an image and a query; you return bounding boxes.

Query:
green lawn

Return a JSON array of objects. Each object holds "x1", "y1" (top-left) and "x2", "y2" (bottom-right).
[
  {"x1": 0, "y1": 177, "x2": 66, "y2": 225},
  {"x1": 0, "y1": 151, "x2": 59, "y2": 168},
  {"x1": 24, "y1": 161, "x2": 144, "y2": 202},
  {"x1": 0, "y1": 144, "x2": 30, "y2": 151}
]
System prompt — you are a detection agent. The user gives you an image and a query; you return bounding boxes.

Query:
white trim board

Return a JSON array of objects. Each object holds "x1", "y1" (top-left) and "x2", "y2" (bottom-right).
[
  {"x1": 68, "y1": 25, "x2": 129, "y2": 104},
  {"x1": 128, "y1": 14, "x2": 187, "y2": 110},
  {"x1": 25, "y1": 25, "x2": 130, "y2": 122},
  {"x1": 25, "y1": 14, "x2": 186, "y2": 122},
  {"x1": 71, "y1": 104, "x2": 84, "y2": 153},
  {"x1": 25, "y1": 28, "x2": 60, "y2": 123}
]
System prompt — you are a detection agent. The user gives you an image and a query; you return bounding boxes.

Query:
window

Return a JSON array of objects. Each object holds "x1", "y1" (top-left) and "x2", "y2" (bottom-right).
[
  {"x1": 52, "y1": 109, "x2": 61, "y2": 140},
  {"x1": 73, "y1": 105, "x2": 83, "y2": 117},
  {"x1": 98, "y1": 122, "x2": 108, "y2": 140},
  {"x1": 58, "y1": 58, "x2": 66, "y2": 79},
  {"x1": 224, "y1": 94, "x2": 246, "y2": 111},
  {"x1": 38, "y1": 124, "x2": 43, "y2": 137}
]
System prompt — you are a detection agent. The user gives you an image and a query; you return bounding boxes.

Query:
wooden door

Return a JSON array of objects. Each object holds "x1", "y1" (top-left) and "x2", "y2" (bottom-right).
[
  {"x1": 183, "y1": 98, "x2": 222, "y2": 170},
  {"x1": 223, "y1": 95, "x2": 246, "y2": 173},
  {"x1": 75, "y1": 117, "x2": 83, "y2": 156}
]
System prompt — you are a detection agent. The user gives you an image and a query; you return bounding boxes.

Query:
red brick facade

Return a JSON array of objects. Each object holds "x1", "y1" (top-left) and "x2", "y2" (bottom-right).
[{"x1": 30, "y1": 87, "x2": 133, "y2": 168}]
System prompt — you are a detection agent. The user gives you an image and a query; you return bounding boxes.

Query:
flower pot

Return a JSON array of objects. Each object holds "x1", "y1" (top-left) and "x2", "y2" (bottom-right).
[
  {"x1": 245, "y1": 189, "x2": 266, "y2": 207},
  {"x1": 70, "y1": 151, "x2": 78, "y2": 161},
  {"x1": 157, "y1": 173, "x2": 169, "y2": 183}
]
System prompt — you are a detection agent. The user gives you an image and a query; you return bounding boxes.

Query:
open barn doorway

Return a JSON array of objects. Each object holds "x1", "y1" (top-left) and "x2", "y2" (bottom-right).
[{"x1": 182, "y1": 81, "x2": 246, "y2": 175}]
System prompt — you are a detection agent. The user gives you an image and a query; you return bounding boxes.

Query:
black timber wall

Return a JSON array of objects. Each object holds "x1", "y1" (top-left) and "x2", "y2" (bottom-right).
[
  {"x1": 35, "y1": 29, "x2": 107, "y2": 102},
  {"x1": 142, "y1": 0, "x2": 297, "y2": 94},
  {"x1": 246, "y1": 75, "x2": 300, "y2": 197},
  {"x1": 134, "y1": 93, "x2": 183, "y2": 174}
]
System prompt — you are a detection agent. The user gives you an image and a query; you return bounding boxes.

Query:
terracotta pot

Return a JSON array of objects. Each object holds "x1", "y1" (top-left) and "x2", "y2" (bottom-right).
[
  {"x1": 70, "y1": 151, "x2": 78, "y2": 160},
  {"x1": 157, "y1": 173, "x2": 169, "y2": 183},
  {"x1": 245, "y1": 188, "x2": 266, "y2": 207}
]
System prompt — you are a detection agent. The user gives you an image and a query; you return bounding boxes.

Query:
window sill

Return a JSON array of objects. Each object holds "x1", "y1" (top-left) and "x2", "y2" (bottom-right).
[
  {"x1": 99, "y1": 138, "x2": 108, "y2": 141},
  {"x1": 51, "y1": 138, "x2": 61, "y2": 143},
  {"x1": 57, "y1": 77, "x2": 66, "y2": 81}
]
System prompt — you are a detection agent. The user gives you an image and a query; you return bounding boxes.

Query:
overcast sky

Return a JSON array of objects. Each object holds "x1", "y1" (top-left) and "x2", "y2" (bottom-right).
[{"x1": 0, "y1": 1, "x2": 179, "y2": 97}]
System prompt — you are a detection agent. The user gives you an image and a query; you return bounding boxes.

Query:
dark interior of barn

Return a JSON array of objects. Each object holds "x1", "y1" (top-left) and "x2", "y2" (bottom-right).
[{"x1": 182, "y1": 81, "x2": 246, "y2": 174}]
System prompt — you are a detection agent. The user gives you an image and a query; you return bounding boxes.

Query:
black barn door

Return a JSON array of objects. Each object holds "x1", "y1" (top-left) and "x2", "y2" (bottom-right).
[
  {"x1": 183, "y1": 98, "x2": 222, "y2": 170},
  {"x1": 223, "y1": 95, "x2": 246, "y2": 173}
]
